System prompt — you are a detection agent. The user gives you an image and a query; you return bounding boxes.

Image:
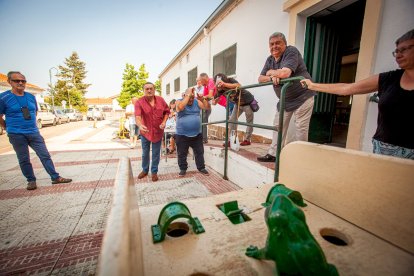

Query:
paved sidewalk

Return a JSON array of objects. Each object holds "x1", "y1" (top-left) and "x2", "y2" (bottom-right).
[{"x1": 0, "y1": 120, "x2": 270, "y2": 275}]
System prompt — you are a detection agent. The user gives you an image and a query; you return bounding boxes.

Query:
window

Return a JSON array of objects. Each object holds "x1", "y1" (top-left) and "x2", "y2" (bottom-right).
[
  {"x1": 213, "y1": 44, "x2": 237, "y2": 76},
  {"x1": 174, "y1": 77, "x2": 180, "y2": 92},
  {"x1": 188, "y1": 67, "x2": 197, "y2": 87},
  {"x1": 166, "y1": 83, "x2": 170, "y2": 95}
]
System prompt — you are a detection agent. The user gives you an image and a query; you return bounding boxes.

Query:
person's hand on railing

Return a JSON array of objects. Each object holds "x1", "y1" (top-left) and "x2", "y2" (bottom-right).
[
  {"x1": 300, "y1": 79, "x2": 312, "y2": 90},
  {"x1": 271, "y1": 76, "x2": 281, "y2": 85}
]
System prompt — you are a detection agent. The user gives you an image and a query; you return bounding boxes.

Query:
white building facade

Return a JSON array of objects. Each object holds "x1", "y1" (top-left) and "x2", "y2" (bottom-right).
[{"x1": 159, "y1": 0, "x2": 414, "y2": 152}]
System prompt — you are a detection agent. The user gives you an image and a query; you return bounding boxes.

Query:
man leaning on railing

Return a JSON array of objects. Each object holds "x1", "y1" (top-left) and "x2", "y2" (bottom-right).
[{"x1": 257, "y1": 32, "x2": 316, "y2": 162}]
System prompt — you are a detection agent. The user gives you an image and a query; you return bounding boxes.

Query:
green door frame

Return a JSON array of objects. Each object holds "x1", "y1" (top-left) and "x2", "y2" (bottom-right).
[{"x1": 304, "y1": 17, "x2": 341, "y2": 144}]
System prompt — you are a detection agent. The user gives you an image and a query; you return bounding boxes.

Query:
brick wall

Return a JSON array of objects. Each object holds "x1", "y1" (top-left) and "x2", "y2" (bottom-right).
[{"x1": 207, "y1": 125, "x2": 272, "y2": 144}]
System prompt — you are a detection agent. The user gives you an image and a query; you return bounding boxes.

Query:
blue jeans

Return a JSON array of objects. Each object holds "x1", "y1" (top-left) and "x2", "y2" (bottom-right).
[
  {"x1": 140, "y1": 135, "x2": 162, "y2": 174},
  {"x1": 8, "y1": 132, "x2": 59, "y2": 182}
]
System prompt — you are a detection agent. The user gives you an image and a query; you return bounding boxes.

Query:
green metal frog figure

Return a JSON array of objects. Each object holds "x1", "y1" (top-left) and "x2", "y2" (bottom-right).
[{"x1": 246, "y1": 194, "x2": 338, "y2": 276}]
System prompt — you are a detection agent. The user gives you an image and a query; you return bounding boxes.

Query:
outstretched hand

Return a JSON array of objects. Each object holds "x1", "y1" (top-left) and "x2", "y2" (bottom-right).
[{"x1": 300, "y1": 79, "x2": 312, "y2": 90}]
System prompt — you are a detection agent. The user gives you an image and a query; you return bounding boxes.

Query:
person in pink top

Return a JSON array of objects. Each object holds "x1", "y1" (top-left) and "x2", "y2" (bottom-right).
[
  {"x1": 199, "y1": 73, "x2": 216, "y2": 143},
  {"x1": 135, "y1": 82, "x2": 170, "y2": 182}
]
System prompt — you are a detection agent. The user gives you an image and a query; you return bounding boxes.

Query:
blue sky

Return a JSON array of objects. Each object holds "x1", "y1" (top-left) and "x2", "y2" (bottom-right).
[{"x1": 0, "y1": 0, "x2": 223, "y2": 98}]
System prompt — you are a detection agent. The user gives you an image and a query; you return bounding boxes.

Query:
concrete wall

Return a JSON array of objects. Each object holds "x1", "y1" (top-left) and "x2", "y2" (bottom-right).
[
  {"x1": 162, "y1": 36, "x2": 210, "y2": 101},
  {"x1": 161, "y1": 0, "x2": 290, "y2": 139},
  {"x1": 160, "y1": 0, "x2": 414, "y2": 150}
]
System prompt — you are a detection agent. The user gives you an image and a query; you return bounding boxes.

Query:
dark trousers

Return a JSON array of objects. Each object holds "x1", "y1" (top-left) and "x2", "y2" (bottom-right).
[
  {"x1": 175, "y1": 133, "x2": 205, "y2": 171},
  {"x1": 8, "y1": 133, "x2": 59, "y2": 182}
]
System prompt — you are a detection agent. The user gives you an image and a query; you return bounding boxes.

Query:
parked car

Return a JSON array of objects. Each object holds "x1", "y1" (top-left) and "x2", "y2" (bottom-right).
[
  {"x1": 53, "y1": 109, "x2": 70, "y2": 124},
  {"x1": 63, "y1": 108, "x2": 83, "y2": 121},
  {"x1": 87, "y1": 107, "x2": 105, "y2": 120},
  {"x1": 36, "y1": 103, "x2": 57, "y2": 129}
]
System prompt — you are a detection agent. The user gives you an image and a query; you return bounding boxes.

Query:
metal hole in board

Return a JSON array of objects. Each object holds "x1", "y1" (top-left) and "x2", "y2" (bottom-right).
[
  {"x1": 320, "y1": 228, "x2": 351, "y2": 246},
  {"x1": 166, "y1": 222, "x2": 190, "y2": 238}
]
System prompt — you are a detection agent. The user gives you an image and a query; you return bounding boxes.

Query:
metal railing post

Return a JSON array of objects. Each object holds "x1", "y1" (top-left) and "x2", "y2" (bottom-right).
[
  {"x1": 274, "y1": 81, "x2": 291, "y2": 182},
  {"x1": 223, "y1": 93, "x2": 230, "y2": 180},
  {"x1": 274, "y1": 76, "x2": 304, "y2": 182},
  {"x1": 203, "y1": 76, "x2": 304, "y2": 182}
]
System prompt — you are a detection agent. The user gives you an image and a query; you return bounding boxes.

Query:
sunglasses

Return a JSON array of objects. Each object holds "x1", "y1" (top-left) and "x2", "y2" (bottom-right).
[{"x1": 11, "y1": 79, "x2": 27, "y2": 84}]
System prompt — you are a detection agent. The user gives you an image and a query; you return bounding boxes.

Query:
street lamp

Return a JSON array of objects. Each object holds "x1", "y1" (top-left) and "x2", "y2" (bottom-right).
[{"x1": 49, "y1": 67, "x2": 58, "y2": 110}]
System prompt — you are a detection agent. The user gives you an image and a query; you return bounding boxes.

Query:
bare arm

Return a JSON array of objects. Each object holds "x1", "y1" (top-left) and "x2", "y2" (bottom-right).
[
  {"x1": 160, "y1": 113, "x2": 168, "y2": 129},
  {"x1": 135, "y1": 115, "x2": 148, "y2": 133},
  {"x1": 301, "y1": 74, "x2": 379, "y2": 96},
  {"x1": 125, "y1": 111, "x2": 134, "y2": 117},
  {"x1": 196, "y1": 94, "x2": 211, "y2": 110},
  {"x1": 176, "y1": 95, "x2": 191, "y2": 112},
  {"x1": 259, "y1": 67, "x2": 292, "y2": 84},
  {"x1": 266, "y1": 68, "x2": 292, "y2": 78},
  {"x1": 216, "y1": 80, "x2": 240, "y2": 90},
  {"x1": 0, "y1": 114, "x2": 5, "y2": 129},
  {"x1": 258, "y1": 74, "x2": 272, "y2": 83}
]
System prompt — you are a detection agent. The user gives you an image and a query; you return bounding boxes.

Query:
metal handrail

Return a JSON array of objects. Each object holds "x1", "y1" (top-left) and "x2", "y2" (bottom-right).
[{"x1": 204, "y1": 76, "x2": 305, "y2": 182}]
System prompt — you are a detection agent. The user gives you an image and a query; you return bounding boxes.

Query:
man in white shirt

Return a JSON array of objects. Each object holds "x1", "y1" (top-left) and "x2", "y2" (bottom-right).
[{"x1": 125, "y1": 97, "x2": 139, "y2": 148}]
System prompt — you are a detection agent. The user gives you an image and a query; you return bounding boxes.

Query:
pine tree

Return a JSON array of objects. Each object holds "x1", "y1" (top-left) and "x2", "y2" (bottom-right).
[{"x1": 53, "y1": 52, "x2": 90, "y2": 110}]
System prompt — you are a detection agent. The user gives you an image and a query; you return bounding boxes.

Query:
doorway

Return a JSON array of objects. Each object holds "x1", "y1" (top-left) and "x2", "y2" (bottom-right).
[{"x1": 305, "y1": 0, "x2": 366, "y2": 147}]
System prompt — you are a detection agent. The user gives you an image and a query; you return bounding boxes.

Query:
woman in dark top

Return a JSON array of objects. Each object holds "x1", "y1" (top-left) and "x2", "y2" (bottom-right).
[
  {"x1": 301, "y1": 29, "x2": 414, "y2": 159},
  {"x1": 214, "y1": 73, "x2": 256, "y2": 146}
]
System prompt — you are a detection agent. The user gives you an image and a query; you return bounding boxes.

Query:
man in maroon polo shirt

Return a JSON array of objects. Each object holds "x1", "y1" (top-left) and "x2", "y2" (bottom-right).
[{"x1": 135, "y1": 82, "x2": 170, "y2": 182}]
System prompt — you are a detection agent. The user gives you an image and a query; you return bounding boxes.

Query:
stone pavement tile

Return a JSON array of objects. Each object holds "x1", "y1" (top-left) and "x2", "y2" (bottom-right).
[
  {"x1": 0, "y1": 191, "x2": 94, "y2": 248},
  {"x1": 98, "y1": 166, "x2": 120, "y2": 181},
  {"x1": 0, "y1": 171, "x2": 26, "y2": 191},
  {"x1": 135, "y1": 178, "x2": 212, "y2": 207},
  {"x1": 49, "y1": 231, "x2": 103, "y2": 275},
  {"x1": 81, "y1": 187, "x2": 112, "y2": 215},
  {"x1": 72, "y1": 212, "x2": 109, "y2": 236},
  {"x1": 0, "y1": 126, "x2": 272, "y2": 275},
  {"x1": 0, "y1": 196, "x2": 29, "y2": 221},
  {"x1": 56, "y1": 165, "x2": 107, "y2": 183},
  {"x1": 51, "y1": 258, "x2": 98, "y2": 276},
  {"x1": 72, "y1": 187, "x2": 112, "y2": 235},
  {"x1": 0, "y1": 153, "x2": 19, "y2": 172}
]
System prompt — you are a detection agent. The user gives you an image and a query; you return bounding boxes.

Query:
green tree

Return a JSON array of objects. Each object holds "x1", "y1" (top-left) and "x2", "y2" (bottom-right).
[
  {"x1": 118, "y1": 63, "x2": 149, "y2": 108},
  {"x1": 53, "y1": 51, "x2": 90, "y2": 109},
  {"x1": 155, "y1": 79, "x2": 161, "y2": 95}
]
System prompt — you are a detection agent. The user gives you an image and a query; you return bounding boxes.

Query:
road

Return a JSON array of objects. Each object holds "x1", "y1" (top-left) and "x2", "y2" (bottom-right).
[{"x1": 0, "y1": 120, "x2": 94, "y2": 154}]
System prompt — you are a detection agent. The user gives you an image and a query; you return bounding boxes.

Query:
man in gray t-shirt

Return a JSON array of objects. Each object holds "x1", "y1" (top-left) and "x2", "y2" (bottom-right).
[{"x1": 257, "y1": 32, "x2": 315, "y2": 162}]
